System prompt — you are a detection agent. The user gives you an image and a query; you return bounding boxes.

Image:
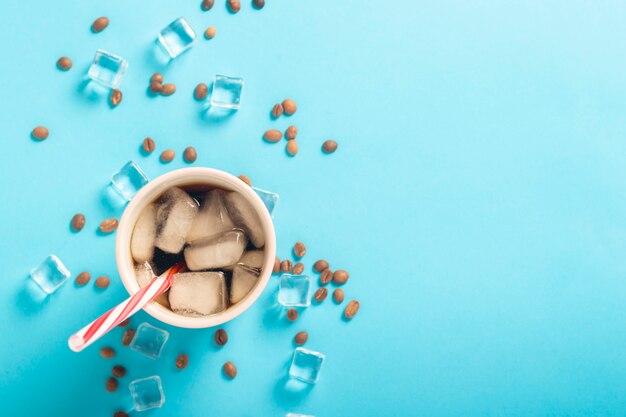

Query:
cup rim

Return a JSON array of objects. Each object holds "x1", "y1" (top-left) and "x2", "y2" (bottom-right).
[{"x1": 115, "y1": 167, "x2": 276, "y2": 328}]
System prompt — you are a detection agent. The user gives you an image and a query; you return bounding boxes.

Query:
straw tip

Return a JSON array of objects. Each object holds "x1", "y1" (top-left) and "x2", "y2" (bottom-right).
[{"x1": 68, "y1": 335, "x2": 84, "y2": 352}]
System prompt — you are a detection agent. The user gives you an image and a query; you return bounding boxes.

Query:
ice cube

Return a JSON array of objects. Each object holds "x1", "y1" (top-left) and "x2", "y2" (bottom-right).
[
  {"x1": 131, "y1": 203, "x2": 157, "y2": 263},
  {"x1": 30, "y1": 255, "x2": 71, "y2": 294},
  {"x1": 278, "y1": 274, "x2": 311, "y2": 307},
  {"x1": 237, "y1": 250, "x2": 265, "y2": 270},
  {"x1": 87, "y1": 49, "x2": 128, "y2": 89},
  {"x1": 186, "y1": 189, "x2": 235, "y2": 243},
  {"x1": 169, "y1": 272, "x2": 227, "y2": 316},
  {"x1": 111, "y1": 161, "x2": 149, "y2": 202},
  {"x1": 224, "y1": 191, "x2": 265, "y2": 248},
  {"x1": 154, "y1": 187, "x2": 199, "y2": 254},
  {"x1": 130, "y1": 322, "x2": 169, "y2": 359},
  {"x1": 231, "y1": 265, "x2": 259, "y2": 304},
  {"x1": 157, "y1": 17, "x2": 196, "y2": 59},
  {"x1": 184, "y1": 230, "x2": 247, "y2": 271},
  {"x1": 129, "y1": 376, "x2": 165, "y2": 411},
  {"x1": 210, "y1": 75, "x2": 243, "y2": 110},
  {"x1": 134, "y1": 262, "x2": 170, "y2": 308},
  {"x1": 252, "y1": 187, "x2": 279, "y2": 218},
  {"x1": 289, "y1": 347, "x2": 325, "y2": 384}
]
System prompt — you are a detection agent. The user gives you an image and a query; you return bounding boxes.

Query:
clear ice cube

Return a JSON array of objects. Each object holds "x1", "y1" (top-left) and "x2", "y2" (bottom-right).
[
  {"x1": 184, "y1": 230, "x2": 247, "y2": 271},
  {"x1": 87, "y1": 49, "x2": 128, "y2": 89},
  {"x1": 111, "y1": 161, "x2": 149, "y2": 202},
  {"x1": 30, "y1": 255, "x2": 71, "y2": 294},
  {"x1": 278, "y1": 274, "x2": 311, "y2": 307},
  {"x1": 155, "y1": 187, "x2": 199, "y2": 254},
  {"x1": 210, "y1": 75, "x2": 243, "y2": 110},
  {"x1": 129, "y1": 376, "x2": 165, "y2": 411},
  {"x1": 157, "y1": 17, "x2": 196, "y2": 59},
  {"x1": 169, "y1": 272, "x2": 227, "y2": 316},
  {"x1": 289, "y1": 347, "x2": 325, "y2": 384},
  {"x1": 252, "y1": 187, "x2": 279, "y2": 218},
  {"x1": 224, "y1": 191, "x2": 264, "y2": 248},
  {"x1": 130, "y1": 322, "x2": 169, "y2": 359},
  {"x1": 186, "y1": 189, "x2": 235, "y2": 243},
  {"x1": 131, "y1": 203, "x2": 157, "y2": 262}
]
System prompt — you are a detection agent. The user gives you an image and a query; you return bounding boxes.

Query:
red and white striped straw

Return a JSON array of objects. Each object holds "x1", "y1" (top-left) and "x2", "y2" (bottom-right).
[{"x1": 68, "y1": 263, "x2": 184, "y2": 352}]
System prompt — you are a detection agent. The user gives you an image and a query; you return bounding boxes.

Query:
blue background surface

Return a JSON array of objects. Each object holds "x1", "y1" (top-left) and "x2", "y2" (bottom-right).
[{"x1": 2, "y1": 0, "x2": 626, "y2": 415}]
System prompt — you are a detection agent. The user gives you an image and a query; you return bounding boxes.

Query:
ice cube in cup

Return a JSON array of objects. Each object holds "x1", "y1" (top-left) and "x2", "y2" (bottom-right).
[
  {"x1": 230, "y1": 250, "x2": 264, "y2": 304},
  {"x1": 289, "y1": 347, "x2": 325, "y2": 384},
  {"x1": 129, "y1": 376, "x2": 165, "y2": 411},
  {"x1": 184, "y1": 230, "x2": 247, "y2": 271},
  {"x1": 157, "y1": 17, "x2": 196, "y2": 59},
  {"x1": 87, "y1": 49, "x2": 128, "y2": 89},
  {"x1": 278, "y1": 274, "x2": 311, "y2": 307},
  {"x1": 252, "y1": 187, "x2": 279, "y2": 217},
  {"x1": 154, "y1": 187, "x2": 199, "y2": 254},
  {"x1": 30, "y1": 255, "x2": 71, "y2": 294},
  {"x1": 131, "y1": 203, "x2": 157, "y2": 263},
  {"x1": 210, "y1": 75, "x2": 243, "y2": 110},
  {"x1": 111, "y1": 161, "x2": 149, "y2": 202},
  {"x1": 224, "y1": 191, "x2": 264, "y2": 248},
  {"x1": 169, "y1": 272, "x2": 228, "y2": 316},
  {"x1": 186, "y1": 189, "x2": 235, "y2": 243},
  {"x1": 130, "y1": 322, "x2": 169, "y2": 359}
]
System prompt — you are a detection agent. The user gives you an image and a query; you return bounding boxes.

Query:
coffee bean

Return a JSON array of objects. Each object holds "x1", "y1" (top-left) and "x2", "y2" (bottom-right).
[
  {"x1": 114, "y1": 411, "x2": 129, "y2": 417},
  {"x1": 95, "y1": 275, "x2": 110, "y2": 289},
  {"x1": 32, "y1": 126, "x2": 49, "y2": 140},
  {"x1": 287, "y1": 308, "x2": 298, "y2": 321},
  {"x1": 150, "y1": 81, "x2": 163, "y2": 93},
  {"x1": 322, "y1": 139, "x2": 338, "y2": 154},
  {"x1": 264, "y1": 129, "x2": 282, "y2": 143},
  {"x1": 271, "y1": 103, "x2": 283, "y2": 118},
  {"x1": 99, "y1": 218, "x2": 118, "y2": 233},
  {"x1": 286, "y1": 140, "x2": 298, "y2": 156},
  {"x1": 227, "y1": 0, "x2": 241, "y2": 13},
  {"x1": 71, "y1": 213, "x2": 86, "y2": 232},
  {"x1": 109, "y1": 89, "x2": 122, "y2": 107},
  {"x1": 344, "y1": 300, "x2": 360, "y2": 319},
  {"x1": 313, "y1": 260, "x2": 329, "y2": 272},
  {"x1": 238, "y1": 175, "x2": 252, "y2": 186},
  {"x1": 204, "y1": 27, "x2": 217, "y2": 39},
  {"x1": 117, "y1": 318, "x2": 130, "y2": 328},
  {"x1": 333, "y1": 270, "x2": 349, "y2": 285},
  {"x1": 282, "y1": 98, "x2": 297, "y2": 115},
  {"x1": 142, "y1": 137, "x2": 156, "y2": 153},
  {"x1": 280, "y1": 260, "x2": 293, "y2": 273},
  {"x1": 122, "y1": 329, "x2": 135, "y2": 346},
  {"x1": 92, "y1": 16, "x2": 109, "y2": 33},
  {"x1": 294, "y1": 331, "x2": 308, "y2": 345},
  {"x1": 194, "y1": 83, "x2": 208, "y2": 100},
  {"x1": 333, "y1": 288, "x2": 344, "y2": 304},
  {"x1": 75, "y1": 271, "x2": 91, "y2": 286},
  {"x1": 112, "y1": 365, "x2": 126, "y2": 378},
  {"x1": 320, "y1": 269, "x2": 333, "y2": 285},
  {"x1": 161, "y1": 83, "x2": 176, "y2": 96},
  {"x1": 285, "y1": 125, "x2": 298, "y2": 140},
  {"x1": 57, "y1": 56, "x2": 72, "y2": 71},
  {"x1": 253, "y1": 0, "x2": 265, "y2": 9},
  {"x1": 273, "y1": 257, "x2": 281, "y2": 274},
  {"x1": 176, "y1": 353, "x2": 189, "y2": 369},
  {"x1": 184, "y1": 146, "x2": 197, "y2": 163},
  {"x1": 100, "y1": 347, "x2": 115, "y2": 359},
  {"x1": 201, "y1": 0, "x2": 215, "y2": 10},
  {"x1": 223, "y1": 361, "x2": 237, "y2": 378},
  {"x1": 160, "y1": 149, "x2": 175, "y2": 162},
  {"x1": 293, "y1": 262, "x2": 304, "y2": 275},
  {"x1": 151, "y1": 73, "x2": 164, "y2": 84},
  {"x1": 105, "y1": 377, "x2": 118, "y2": 392},
  {"x1": 214, "y1": 328, "x2": 228, "y2": 346},
  {"x1": 313, "y1": 287, "x2": 328, "y2": 303},
  {"x1": 293, "y1": 242, "x2": 306, "y2": 258}
]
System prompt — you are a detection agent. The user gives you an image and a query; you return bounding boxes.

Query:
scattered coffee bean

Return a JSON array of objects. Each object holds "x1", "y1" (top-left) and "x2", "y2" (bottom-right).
[
  {"x1": 287, "y1": 308, "x2": 298, "y2": 321},
  {"x1": 109, "y1": 89, "x2": 122, "y2": 107},
  {"x1": 293, "y1": 242, "x2": 306, "y2": 258},
  {"x1": 75, "y1": 271, "x2": 91, "y2": 286},
  {"x1": 253, "y1": 0, "x2": 265, "y2": 9},
  {"x1": 71, "y1": 213, "x2": 86, "y2": 232},
  {"x1": 122, "y1": 329, "x2": 135, "y2": 346},
  {"x1": 142, "y1": 137, "x2": 156, "y2": 153},
  {"x1": 114, "y1": 411, "x2": 129, "y2": 417},
  {"x1": 227, "y1": 0, "x2": 241, "y2": 13},
  {"x1": 313, "y1": 260, "x2": 329, "y2": 272},
  {"x1": 161, "y1": 149, "x2": 175, "y2": 162},
  {"x1": 264, "y1": 129, "x2": 282, "y2": 143},
  {"x1": 280, "y1": 260, "x2": 293, "y2": 273},
  {"x1": 294, "y1": 331, "x2": 308, "y2": 345},
  {"x1": 293, "y1": 262, "x2": 304, "y2": 275},
  {"x1": 333, "y1": 270, "x2": 349, "y2": 285},
  {"x1": 57, "y1": 56, "x2": 72, "y2": 71},
  {"x1": 282, "y1": 98, "x2": 297, "y2": 115},
  {"x1": 99, "y1": 218, "x2": 118, "y2": 233},
  {"x1": 214, "y1": 328, "x2": 228, "y2": 346},
  {"x1": 271, "y1": 103, "x2": 283, "y2": 118},
  {"x1": 32, "y1": 126, "x2": 49, "y2": 141},
  {"x1": 176, "y1": 353, "x2": 189, "y2": 369},
  {"x1": 92, "y1": 16, "x2": 109, "y2": 33},
  {"x1": 95, "y1": 275, "x2": 110, "y2": 289},
  {"x1": 100, "y1": 347, "x2": 115, "y2": 359},
  {"x1": 183, "y1": 146, "x2": 197, "y2": 163},
  {"x1": 333, "y1": 288, "x2": 344, "y2": 304},
  {"x1": 344, "y1": 300, "x2": 360, "y2": 319},
  {"x1": 117, "y1": 318, "x2": 130, "y2": 328},
  {"x1": 313, "y1": 287, "x2": 328, "y2": 303},
  {"x1": 286, "y1": 140, "x2": 298, "y2": 156},
  {"x1": 150, "y1": 80, "x2": 163, "y2": 93},
  {"x1": 204, "y1": 26, "x2": 217, "y2": 39},
  {"x1": 320, "y1": 269, "x2": 333, "y2": 285},
  {"x1": 285, "y1": 125, "x2": 298, "y2": 140},
  {"x1": 273, "y1": 257, "x2": 281, "y2": 274},
  {"x1": 238, "y1": 175, "x2": 252, "y2": 186},
  {"x1": 105, "y1": 377, "x2": 118, "y2": 392},
  {"x1": 201, "y1": 0, "x2": 215, "y2": 10},
  {"x1": 161, "y1": 83, "x2": 177, "y2": 96},
  {"x1": 194, "y1": 83, "x2": 208, "y2": 100},
  {"x1": 112, "y1": 365, "x2": 126, "y2": 378},
  {"x1": 151, "y1": 73, "x2": 164, "y2": 84},
  {"x1": 223, "y1": 361, "x2": 237, "y2": 378},
  {"x1": 322, "y1": 139, "x2": 338, "y2": 154}
]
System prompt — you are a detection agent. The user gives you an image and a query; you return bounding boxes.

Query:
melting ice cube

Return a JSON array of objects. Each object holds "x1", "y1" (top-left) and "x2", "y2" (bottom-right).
[
  {"x1": 186, "y1": 189, "x2": 234, "y2": 243},
  {"x1": 154, "y1": 187, "x2": 199, "y2": 254},
  {"x1": 169, "y1": 272, "x2": 228, "y2": 316},
  {"x1": 87, "y1": 49, "x2": 128, "y2": 89},
  {"x1": 111, "y1": 161, "x2": 149, "y2": 202},
  {"x1": 210, "y1": 75, "x2": 243, "y2": 110},
  {"x1": 278, "y1": 274, "x2": 311, "y2": 307},
  {"x1": 289, "y1": 347, "x2": 325, "y2": 384},
  {"x1": 130, "y1": 322, "x2": 169, "y2": 359},
  {"x1": 129, "y1": 376, "x2": 165, "y2": 411},
  {"x1": 30, "y1": 255, "x2": 71, "y2": 294},
  {"x1": 184, "y1": 230, "x2": 247, "y2": 271},
  {"x1": 224, "y1": 191, "x2": 265, "y2": 248}
]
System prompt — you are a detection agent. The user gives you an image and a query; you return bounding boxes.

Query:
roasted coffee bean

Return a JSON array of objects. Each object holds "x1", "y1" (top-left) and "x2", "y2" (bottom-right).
[
  {"x1": 143, "y1": 137, "x2": 156, "y2": 153},
  {"x1": 151, "y1": 73, "x2": 164, "y2": 84},
  {"x1": 264, "y1": 129, "x2": 282, "y2": 142},
  {"x1": 227, "y1": 0, "x2": 241, "y2": 13},
  {"x1": 253, "y1": 0, "x2": 265, "y2": 9},
  {"x1": 333, "y1": 270, "x2": 349, "y2": 285},
  {"x1": 150, "y1": 81, "x2": 163, "y2": 93},
  {"x1": 280, "y1": 260, "x2": 293, "y2": 273},
  {"x1": 273, "y1": 257, "x2": 281, "y2": 274},
  {"x1": 333, "y1": 288, "x2": 345, "y2": 303},
  {"x1": 201, "y1": 0, "x2": 215, "y2": 10},
  {"x1": 122, "y1": 329, "x2": 135, "y2": 346},
  {"x1": 183, "y1": 146, "x2": 197, "y2": 163},
  {"x1": 204, "y1": 27, "x2": 217, "y2": 39},
  {"x1": 286, "y1": 140, "x2": 298, "y2": 156},
  {"x1": 313, "y1": 260, "x2": 329, "y2": 272},
  {"x1": 293, "y1": 262, "x2": 304, "y2": 275},
  {"x1": 294, "y1": 331, "x2": 308, "y2": 345},
  {"x1": 95, "y1": 275, "x2": 110, "y2": 289},
  {"x1": 57, "y1": 56, "x2": 72, "y2": 71},
  {"x1": 282, "y1": 98, "x2": 297, "y2": 115},
  {"x1": 112, "y1": 365, "x2": 126, "y2": 378},
  {"x1": 322, "y1": 139, "x2": 338, "y2": 154},
  {"x1": 105, "y1": 377, "x2": 118, "y2": 392},
  {"x1": 293, "y1": 242, "x2": 306, "y2": 258},
  {"x1": 285, "y1": 125, "x2": 298, "y2": 140},
  {"x1": 160, "y1": 149, "x2": 175, "y2": 162},
  {"x1": 271, "y1": 103, "x2": 283, "y2": 118},
  {"x1": 313, "y1": 287, "x2": 328, "y2": 303},
  {"x1": 320, "y1": 269, "x2": 333, "y2": 285},
  {"x1": 117, "y1": 318, "x2": 130, "y2": 328},
  {"x1": 92, "y1": 16, "x2": 109, "y2": 33},
  {"x1": 344, "y1": 300, "x2": 360, "y2": 319},
  {"x1": 287, "y1": 308, "x2": 298, "y2": 321},
  {"x1": 223, "y1": 361, "x2": 237, "y2": 378},
  {"x1": 161, "y1": 83, "x2": 177, "y2": 96},
  {"x1": 71, "y1": 213, "x2": 86, "y2": 232},
  {"x1": 214, "y1": 328, "x2": 228, "y2": 346},
  {"x1": 238, "y1": 175, "x2": 252, "y2": 186},
  {"x1": 99, "y1": 218, "x2": 118, "y2": 233},
  {"x1": 100, "y1": 347, "x2": 115, "y2": 359},
  {"x1": 32, "y1": 126, "x2": 49, "y2": 140},
  {"x1": 114, "y1": 411, "x2": 129, "y2": 417},
  {"x1": 176, "y1": 353, "x2": 189, "y2": 369},
  {"x1": 194, "y1": 83, "x2": 208, "y2": 100},
  {"x1": 109, "y1": 89, "x2": 122, "y2": 107},
  {"x1": 75, "y1": 271, "x2": 91, "y2": 286}
]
